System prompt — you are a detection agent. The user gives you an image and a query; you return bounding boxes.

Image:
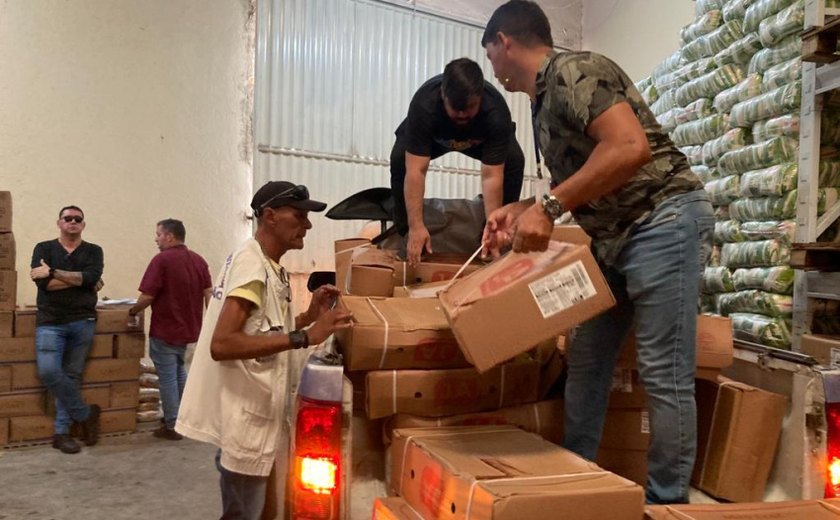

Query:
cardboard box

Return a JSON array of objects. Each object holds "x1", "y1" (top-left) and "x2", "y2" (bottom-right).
[
  {"x1": 9, "y1": 415, "x2": 53, "y2": 442},
  {"x1": 110, "y1": 381, "x2": 140, "y2": 409},
  {"x1": 550, "y1": 224, "x2": 591, "y2": 246},
  {"x1": 46, "y1": 385, "x2": 110, "y2": 415},
  {"x1": 538, "y1": 338, "x2": 565, "y2": 400},
  {"x1": 335, "y1": 296, "x2": 467, "y2": 371},
  {"x1": 390, "y1": 425, "x2": 644, "y2": 520},
  {"x1": 366, "y1": 358, "x2": 540, "y2": 419},
  {"x1": 0, "y1": 270, "x2": 16, "y2": 312},
  {"x1": 617, "y1": 314, "x2": 734, "y2": 370},
  {"x1": 0, "y1": 337, "x2": 35, "y2": 362},
  {"x1": 90, "y1": 334, "x2": 115, "y2": 358},
  {"x1": 348, "y1": 248, "x2": 397, "y2": 297},
  {"x1": 0, "y1": 232, "x2": 14, "y2": 270},
  {"x1": 696, "y1": 380, "x2": 788, "y2": 502},
  {"x1": 12, "y1": 307, "x2": 36, "y2": 337},
  {"x1": 392, "y1": 280, "x2": 452, "y2": 299},
  {"x1": 82, "y1": 358, "x2": 141, "y2": 383},
  {"x1": 801, "y1": 334, "x2": 840, "y2": 368},
  {"x1": 0, "y1": 390, "x2": 46, "y2": 418},
  {"x1": 0, "y1": 417, "x2": 8, "y2": 445},
  {"x1": 439, "y1": 242, "x2": 614, "y2": 373},
  {"x1": 608, "y1": 369, "x2": 647, "y2": 409},
  {"x1": 95, "y1": 305, "x2": 144, "y2": 333},
  {"x1": 393, "y1": 256, "x2": 483, "y2": 287},
  {"x1": 0, "y1": 365, "x2": 10, "y2": 392},
  {"x1": 335, "y1": 238, "x2": 371, "y2": 294},
  {"x1": 114, "y1": 333, "x2": 145, "y2": 358},
  {"x1": 70, "y1": 408, "x2": 137, "y2": 436},
  {"x1": 0, "y1": 311, "x2": 11, "y2": 338},
  {"x1": 0, "y1": 192, "x2": 11, "y2": 233},
  {"x1": 372, "y1": 497, "x2": 424, "y2": 520},
  {"x1": 9, "y1": 362, "x2": 40, "y2": 390},
  {"x1": 385, "y1": 399, "x2": 564, "y2": 445},
  {"x1": 645, "y1": 499, "x2": 840, "y2": 520},
  {"x1": 601, "y1": 408, "x2": 649, "y2": 451},
  {"x1": 693, "y1": 378, "x2": 719, "y2": 485},
  {"x1": 596, "y1": 448, "x2": 647, "y2": 487}
]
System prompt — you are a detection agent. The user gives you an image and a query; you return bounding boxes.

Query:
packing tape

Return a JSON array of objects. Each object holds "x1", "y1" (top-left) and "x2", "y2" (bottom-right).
[
  {"x1": 464, "y1": 472, "x2": 607, "y2": 519},
  {"x1": 391, "y1": 370, "x2": 398, "y2": 417},
  {"x1": 498, "y1": 364, "x2": 507, "y2": 409},
  {"x1": 365, "y1": 297, "x2": 390, "y2": 369},
  {"x1": 531, "y1": 402, "x2": 542, "y2": 434},
  {"x1": 397, "y1": 428, "x2": 516, "y2": 495},
  {"x1": 442, "y1": 243, "x2": 485, "y2": 292}
]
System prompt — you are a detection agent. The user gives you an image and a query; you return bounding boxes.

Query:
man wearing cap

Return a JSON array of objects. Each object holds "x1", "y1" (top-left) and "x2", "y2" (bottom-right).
[
  {"x1": 128, "y1": 219, "x2": 212, "y2": 441},
  {"x1": 176, "y1": 181, "x2": 353, "y2": 520},
  {"x1": 391, "y1": 57, "x2": 525, "y2": 266}
]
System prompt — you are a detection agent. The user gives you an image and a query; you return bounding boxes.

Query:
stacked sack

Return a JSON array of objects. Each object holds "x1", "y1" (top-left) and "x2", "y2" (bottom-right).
[
  {"x1": 136, "y1": 359, "x2": 162, "y2": 424},
  {"x1": 637, "y1": 0, "x2": 840, "y2": 349}
]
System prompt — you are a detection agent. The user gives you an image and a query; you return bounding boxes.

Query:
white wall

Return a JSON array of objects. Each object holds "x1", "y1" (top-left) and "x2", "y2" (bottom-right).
[
  {"x1": 0, "y1": 0, "x2": 255, "y2": 306},
  {"x1": 582, "y1": 0, "x2": 695, "y2": 82}
]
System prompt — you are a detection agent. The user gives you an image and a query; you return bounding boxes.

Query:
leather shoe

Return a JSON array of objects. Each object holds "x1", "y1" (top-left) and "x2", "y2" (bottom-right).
[
  {"x1": 52, "y1": 434, "x2": 81, "y2": 454},
  {"x1": 153, "y1": 426, "x2": 183, "y2": 441},
  {"x1": 81, "y1": 404, "x2": 101, "y2": 446}
]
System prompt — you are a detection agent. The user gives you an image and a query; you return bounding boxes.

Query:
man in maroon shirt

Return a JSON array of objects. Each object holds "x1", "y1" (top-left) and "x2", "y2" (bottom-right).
[{"x1": 129, "y1": 219, "x2": 212, "y2": 440}]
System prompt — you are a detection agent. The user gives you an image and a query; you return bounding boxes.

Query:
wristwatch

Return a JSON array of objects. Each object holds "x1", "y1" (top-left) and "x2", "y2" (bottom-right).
[
  {"x1": 541, "y1": 194, "x2": 565, "y2": 222},
  {"x1": 289, "y1": 329, "x2": 309, "y2": 350}
]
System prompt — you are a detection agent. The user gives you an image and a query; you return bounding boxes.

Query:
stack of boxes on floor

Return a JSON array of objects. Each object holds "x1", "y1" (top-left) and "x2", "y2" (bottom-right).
[
  {"x1": 0, "y1": 191, "x2": 145, "y2": 446},
  {"x1": 636, "y1": 0, "x2": 840, "y2": 349}
]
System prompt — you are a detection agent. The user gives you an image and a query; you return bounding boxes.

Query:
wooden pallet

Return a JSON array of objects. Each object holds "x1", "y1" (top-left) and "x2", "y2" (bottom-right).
[
  {"x1": 803, "y1": 16, "x2": 840, "y2": 63},
  {"x1": 790, "y1": 242, "x2": 840, "y2": 270}
]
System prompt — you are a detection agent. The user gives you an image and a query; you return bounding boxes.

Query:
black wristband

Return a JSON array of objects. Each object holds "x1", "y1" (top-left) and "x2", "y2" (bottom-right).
[{"x1": 289, "y1": 329, "x2": 309, "y2": 350}]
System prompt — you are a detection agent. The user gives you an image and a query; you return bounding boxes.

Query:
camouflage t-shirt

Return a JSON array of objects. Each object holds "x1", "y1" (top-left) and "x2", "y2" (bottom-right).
[{"x1": 534, "y1": 51, "x2": 703, "y2": 266}]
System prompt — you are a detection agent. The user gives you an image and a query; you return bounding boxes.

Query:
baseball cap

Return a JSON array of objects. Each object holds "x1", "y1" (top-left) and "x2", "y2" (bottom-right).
[{"x1": 251, "y1": 181, "x2": 327, "y2": 216}]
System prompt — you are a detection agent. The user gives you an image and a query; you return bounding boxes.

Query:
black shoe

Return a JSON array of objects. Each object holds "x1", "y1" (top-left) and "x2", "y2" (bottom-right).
[
  {"x1": 153, "y1": 426, "x2": 183, "y2": 441},
  {"x1": 52, "y1": 434, "x2": 81, "y2": 454},
  {"x1": 81, "y1": 404, "x2": 101, "y2": 446}
]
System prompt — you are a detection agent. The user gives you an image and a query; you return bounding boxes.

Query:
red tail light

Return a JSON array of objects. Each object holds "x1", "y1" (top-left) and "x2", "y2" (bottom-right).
[
  {"x1": 291, "y1": 397, "x2": 342, "y2": 519},
  {"x1": 825, "y1": 403, "x2": 840, "y2": 498}
]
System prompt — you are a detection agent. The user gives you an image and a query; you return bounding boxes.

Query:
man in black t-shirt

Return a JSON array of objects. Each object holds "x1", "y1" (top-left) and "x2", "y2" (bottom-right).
[
  {"x1": 29, "y1": 205, "x2": 104, "y2": 454},
  {"x1": 390, "y1": 57, "x2": 524, "y2": 266}
]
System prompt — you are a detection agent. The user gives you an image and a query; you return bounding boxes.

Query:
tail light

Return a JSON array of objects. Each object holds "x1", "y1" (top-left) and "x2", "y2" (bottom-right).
[
  {"x1": 826, "y1": 402, "x2": 840, "y2": 498},
  {"x1": 291, "y1": 397, "x2": 343, "y2": 519}
]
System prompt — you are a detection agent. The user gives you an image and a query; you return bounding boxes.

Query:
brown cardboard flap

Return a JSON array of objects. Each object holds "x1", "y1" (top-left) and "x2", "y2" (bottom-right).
[
  {"x1": 372, "y1": 497, "x2": 424, "y2": 520},
  {"x1": 801, "y1": 334, "x2": 840, "y2": 367},
  {"x1": 645, "y1": 499, "x2": 840, "y2": 519},
  {"x1": 343, "y1": 296, "x2": 450, "y2": 331}
]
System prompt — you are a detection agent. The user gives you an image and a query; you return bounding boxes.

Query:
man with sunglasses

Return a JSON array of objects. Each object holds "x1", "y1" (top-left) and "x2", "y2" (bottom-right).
[
  {"x1": 177, "y1": 181, "x2": 353, "y2": 519},
  {"x1": 128, "y1": 218, "x2": 212, "y2": 441},
  {"x1": 390, "y1": 57, "x2": 525, "y2": 266},
  {"x1": 29, "y1": 205, "x2": 104, "y2": 454}
]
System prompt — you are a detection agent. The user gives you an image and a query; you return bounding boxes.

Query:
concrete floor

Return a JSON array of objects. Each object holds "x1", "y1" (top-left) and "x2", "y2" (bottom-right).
[{"x1": 0, "y1": 429, "x2": 220, "y2": 520}]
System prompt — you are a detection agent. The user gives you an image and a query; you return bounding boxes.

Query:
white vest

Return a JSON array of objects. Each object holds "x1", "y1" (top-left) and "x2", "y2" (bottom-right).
[{"x1": 176, "y1": 237, "x2": 293, "y2": 477}]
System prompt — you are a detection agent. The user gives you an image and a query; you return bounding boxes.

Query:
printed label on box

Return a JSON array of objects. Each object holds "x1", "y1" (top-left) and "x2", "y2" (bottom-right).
[
  {"x1": 528, "y1": 260, "x2": 597, "y2": 319},
  {"x1": 641, "y1": 410, "x2": 650, "y2": 434}
]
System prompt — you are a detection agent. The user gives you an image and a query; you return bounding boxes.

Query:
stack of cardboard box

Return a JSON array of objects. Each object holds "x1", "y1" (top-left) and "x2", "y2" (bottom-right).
[
  {"x1": 0, "y1": 304, "x2": 145, "y2": 446},
  {"x1": 0, "y1": 192, "x2": 16, "y2": 346}
]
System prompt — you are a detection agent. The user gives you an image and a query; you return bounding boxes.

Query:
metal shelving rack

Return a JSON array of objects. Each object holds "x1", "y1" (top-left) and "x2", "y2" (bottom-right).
[{"x1": 792, "y1": 1, "x2": 840, "y2": 349}]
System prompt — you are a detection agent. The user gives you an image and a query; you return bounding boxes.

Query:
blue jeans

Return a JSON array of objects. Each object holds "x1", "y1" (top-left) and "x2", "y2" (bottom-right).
[
  {"x1": 35, "y1": 319, "x2": 97, "y2": 435},
  {"x1": 563, "y1": 190, "x2": 714, "y2": 504},
  {"x1": 215, "y1": 449, "x2": 268, "y2": 520},
  {"x1": 149, "y1": 337, "x2": 187, "y2": 430}
]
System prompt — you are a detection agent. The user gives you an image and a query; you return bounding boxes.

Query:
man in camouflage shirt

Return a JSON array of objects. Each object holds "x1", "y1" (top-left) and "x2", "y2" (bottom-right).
[{"x1": 481, "y1": 0, "x2": 714, "y2": 504}]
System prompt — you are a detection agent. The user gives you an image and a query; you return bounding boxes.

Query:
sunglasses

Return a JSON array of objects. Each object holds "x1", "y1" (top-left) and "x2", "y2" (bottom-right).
[
  {"x1": 62, "y1": 216, "x2": 84, "y2": 223},
  {"x1": 259, "y1": 184, "x2": 309, "y2": 210}
]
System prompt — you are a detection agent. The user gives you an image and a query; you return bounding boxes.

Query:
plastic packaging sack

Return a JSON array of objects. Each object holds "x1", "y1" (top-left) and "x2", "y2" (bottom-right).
[
  {"x1": 761, "y1": 57, "x2": 801, "y2": 93},
  {"x1": 140, "y1": 359, "x2": 156, "y2": 374},
  {"x1": 718, "y1": 289, "x2": 793, "y2": 316},
  {"x1": 702, "y1": 266, "x2": 736, "y2": 293},
  {"x1": 140, "y1": 373, "x2": 160, "y2": 388},
  {"x1": 652, "y1": 50, "x2": 686, "y2": 80},
  {"x1": 715, "y1": 219, "x2": 746, "y2": 244},
  {"x1": 748, "y1": 34, "x2": 801, "y2": 74},
  {"x1": 675, "y1": 98, "x2": 716, "y2": 126},
  {"x1": 724, "y1": 0, "x2": 758, "y2": 22},
  {"x1": 682, "y1": 20, "x2": 744, "y2": 62},
  {"x1": 710, "y1": 245, "x2": 723, "y2": 267},
  {"x1": 752, "y1": 113, "x2": 799, "y2": 142},
  {"x1": 820, "y1": 159, "x2": 840, "y2": 187},
  {"x1": 703, "y1": 127, "x2": 752, "y2": 165},
  {"x1": 701, "y1": 294, "x2": 720, "y2": 314},
  {"x1": 730, "y1": 312, "x2": 791, "y2": 348},
  {"x1": 729, "y1": 81, "x2": 801, "y2": 128},
  {"x1": 714, "y1": 73, "x2": 763, "y2": 113},
  {"x1": 739, "y1": 162, "x2": 797, "y2": 197},
  {"x1": 758, "y1": 0, "x2": 804, "y2": 48},
  {"x1": 137, "y1": 409, "x2": 164, "y2": 423},
  {"x1": 139, "y1": 387, "x2": 161, "y2": 403},
  {"x1": 743, "y1": 0, "x2": 797, "y2": 33},
  {"x1": 657, "y1": 107, "x2": 680, "y2": 133},
  {"x1": 677, "y1": 63, "x2": 745, "y2": 107},
  {"x1": 658, "y1": 58, "x2": 718, "y2": 92},
  {"x1": 635, "y1": 76, "x2": 653, "y2": 93},
  {"x1": 681, "y1": 145, "x2": 705, "y2": 166},
  {"x1": 715, "y1": 205, "x2": 731, "y2": 220},
  {"x1": 697, "y1": 0, "x2": 725, "y2": 16},
  {"x1": 717, "y1": 136, "x2": 798, "y2": 175},
  {"x1": 705, "y1": 174, "x2": 742, "y2": 205},
  {"x1": 651, "y1": 88, "x2": 678, "y2": 116},
  {"x1": 673, "y1": 113, "x2": 729, "y2": 146},
  {"x1": 693, "y1": 164, "x2": 720, "y2": 183},
  {"x1": 721, "y1": 239, "x2": 791, "y2": 267},
  {"x1": 739, "y1": 219, "x2": 796, "y2": 242},
  {"x1": 732, "y1": 265, "x2": 795, "y2": 293},
  {"x1": 729, "y1": 191, "x2": 798, "y2": 220},
  {"x1": 682, "y1": 10, "x2": 724, "y2": 43},
  {"x1": 714, "y1": 32, "x2": 764, "y2": 67},
  {"x1": 642, "y1": 82, "x2": 659, "y2": 105}
]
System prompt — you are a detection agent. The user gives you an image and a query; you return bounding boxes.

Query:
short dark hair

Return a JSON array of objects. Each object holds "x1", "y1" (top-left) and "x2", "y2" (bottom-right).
[
  {"x1": 441, "y1": 58, "x2": 484, "y2": 111},
  {"x1": 157, "y1": 218, "x2": 186, "y2": 241},
  {"x1": 59, "y1": 205, "x2": 84, "y2": 219},
  {"x1": 481, "y1": 0, "x2": 553, "y2": 48}
]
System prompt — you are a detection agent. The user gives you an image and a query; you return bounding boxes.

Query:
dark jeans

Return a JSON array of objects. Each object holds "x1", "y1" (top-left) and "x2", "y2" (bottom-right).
[{"x1": 389, "y1": 132, "x2": 525, "y2": 235}]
